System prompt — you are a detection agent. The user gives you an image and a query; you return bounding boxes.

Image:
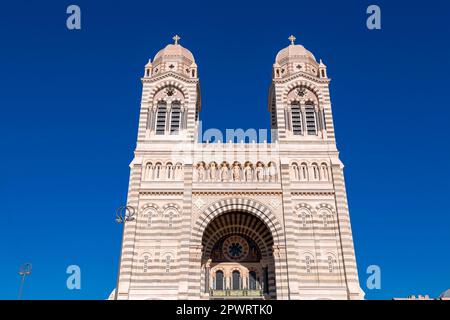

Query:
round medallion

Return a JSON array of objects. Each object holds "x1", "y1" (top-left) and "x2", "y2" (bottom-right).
[{"x1": 222, "y1": 235, "x2": 249, "y2": 262}]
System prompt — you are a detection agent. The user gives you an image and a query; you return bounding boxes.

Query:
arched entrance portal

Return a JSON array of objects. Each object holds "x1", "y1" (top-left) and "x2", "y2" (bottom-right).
[{"x1": 201, "y1": 211, "x2": 276, "y2": 299}]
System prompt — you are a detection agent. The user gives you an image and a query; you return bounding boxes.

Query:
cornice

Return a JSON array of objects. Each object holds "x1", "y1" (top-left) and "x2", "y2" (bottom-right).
[
  {"x1": 193, "y1": 191, "x2": 282, "y2": 196},
  {"x1": 273, "y1": 71, "x2": 331, "y2": 85},
  {"x1": 141, "y1": 71, "x2": 199, "y2": 84}
]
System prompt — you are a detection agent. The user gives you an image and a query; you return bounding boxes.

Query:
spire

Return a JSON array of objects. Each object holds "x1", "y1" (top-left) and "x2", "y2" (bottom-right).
[
  {"x1": 172, "y1": 34, "x2": 181, "y2": 45},
  {"x1": 288, "y1": 35, "x2": 296, "y2": 45}
]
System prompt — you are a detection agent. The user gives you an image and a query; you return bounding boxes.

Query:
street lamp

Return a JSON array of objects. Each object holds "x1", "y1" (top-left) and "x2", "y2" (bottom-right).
[
  {"x1": 114, "y1": 205, "x2": 136, "y2": 300},
  {"x1": 18, "y1": 263, "x2": 32, "y2": 300}
]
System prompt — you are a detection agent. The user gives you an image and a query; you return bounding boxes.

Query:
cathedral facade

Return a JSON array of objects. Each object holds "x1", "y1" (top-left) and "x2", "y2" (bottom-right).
[{"x1": 113, "y1": 35, "x2": 365, "y2": 300}]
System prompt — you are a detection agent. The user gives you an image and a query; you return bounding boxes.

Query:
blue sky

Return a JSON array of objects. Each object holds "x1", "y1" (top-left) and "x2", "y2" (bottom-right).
[{"x1": 0, "y1": 0, "x2": 449, "y2": 300}]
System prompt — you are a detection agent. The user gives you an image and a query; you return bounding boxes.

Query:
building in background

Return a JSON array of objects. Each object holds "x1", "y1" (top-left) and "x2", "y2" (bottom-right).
[
  {"x1": 111, "y1": 35, "x2": 365, "y2": 300},
  {"x1": 393, "y1": 289, "x2": 450, "y2": 300}
]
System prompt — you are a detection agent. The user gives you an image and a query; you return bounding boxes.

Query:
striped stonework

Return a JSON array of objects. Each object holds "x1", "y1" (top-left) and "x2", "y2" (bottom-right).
[{"x1": 113, "y1": 38, "x2": 364, "y2": 300}]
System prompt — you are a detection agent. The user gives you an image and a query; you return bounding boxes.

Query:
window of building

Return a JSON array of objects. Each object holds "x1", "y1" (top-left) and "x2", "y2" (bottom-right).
[
  {"x1": 155, "y1": 102, "x2": 167, "y2": 135},
  {"x1": 291, "y1": 103, "x2": 303, "y2": 135},
  {"x1": 143, "y1": 255, "x2": 150, "y2": 273},
  {"x1": 165, "y1": 255, "x2": 172, "y2": 273},
  {"x1": 170, "y1": 102, "x2": 181, "y2": 134},
  {"x1": 249, "y1": 271, "x2": 257, "y2": 290},
  {"x1": 305, "y1": 104, "x2": 317, "y2": 135},
  {"x1": 328, "y1": 256, "x2": 334, "y2": 273},
  {"x1": 232, "y1": 271, "x2": 241, "y2": 290},
  {"x1": 215, "y1": 270, "x2": 224, "y2": 290}
]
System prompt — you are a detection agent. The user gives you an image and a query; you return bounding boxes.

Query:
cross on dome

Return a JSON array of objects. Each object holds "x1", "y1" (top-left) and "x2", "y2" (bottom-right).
[
  {"x1": 288, "y1": 35, "x2": 296, "y2": 45},
  {"x1": 173, "y1": 35, "x2": 181, "y2": 45}
]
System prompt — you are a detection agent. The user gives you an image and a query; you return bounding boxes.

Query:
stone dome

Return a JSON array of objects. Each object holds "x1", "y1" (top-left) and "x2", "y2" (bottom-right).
[
  {"x1": 153, "y1": 43, "x2": 195, "y2": 65},
  {"x1": 275, "y1": 43, "x2": 317, "y2": 65},
  {"x1": 145, "y1": 35, "x2": 198, "y2": 79}
]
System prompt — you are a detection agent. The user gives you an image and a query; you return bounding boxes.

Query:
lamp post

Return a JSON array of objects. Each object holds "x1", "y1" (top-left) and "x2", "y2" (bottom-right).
[
  {"x1": 114, "y1": 205, "x2": 136, "y2": 300},
  {"x1": 18, "y1": 263, "x2": 32, "y2": 300}
]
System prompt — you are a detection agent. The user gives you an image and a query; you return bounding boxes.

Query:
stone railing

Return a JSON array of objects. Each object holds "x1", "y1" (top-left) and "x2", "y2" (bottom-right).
[{"x1": 210, "y1": 289, "x2": 263, "y2": 297}]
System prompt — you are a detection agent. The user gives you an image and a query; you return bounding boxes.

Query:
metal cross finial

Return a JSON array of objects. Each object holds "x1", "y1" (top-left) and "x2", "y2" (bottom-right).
[
  {"x1": 173, "y1": 35, "x2": 181, "y2": 45},
  {"x1": 288, "y1": 35, "x2": 296, "y2": 45}
]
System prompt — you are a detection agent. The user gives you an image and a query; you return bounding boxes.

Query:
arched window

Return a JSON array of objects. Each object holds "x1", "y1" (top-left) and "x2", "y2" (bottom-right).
[
  {"x1": 154, "y1": 162, "x2": 162, "y2": 180},
  {"x1": 142, "y1": 254, "x2": 151, "y2": 273},
  {"x1": 300, "y1": 162, "x2": 308, "y2": 181},
  {"x1": 215, "y1": 270, "x2": 224, "y2": 290},
  {"x1": 299, "y1": 210, "x2": 311, "y2": 229},
  {"x1": 145, "y1": 162, "x2": 153, "y2": 180},
  {"x1": 320, "y1": 210, "x2": 333, "y2": 228},
  {"x1": 155, "y1": 102, "x2": 167, "y2": 135},
  {"x1": 320, "y1": 163, "x2": 329, "y2": 181},
  {"x1": 147, "y1": 209, "x2": 157, "y2": 228},
  {"x1": 291, "y1": 102, "x2": 303, "y2": 135},
  {"x1": 249, "y1": 271, "x2": 257, "y2": 290},
  {"x1": 304, "y1": 255, "x2": 314, "y2": 273},
  {"x1": 327, "y1": 255, "x2": 336, "y2": 273},
  {"x1": 311, "y1": 163, "x2": 320, "y2": 180},
  {"x1": 232, "y1": 271, "x2": 241, "y2": 290},
  {"x1": 166, "y1": 162, "x2": 173, "y2": 179},
  {"x1": 305, "y1": 103, "x2": 317, "y2": 135},
  {"x1": 165, "y1": 255, "x2": 172, "y2": 273},
  {"x1": 167, "y1": 211, "x2": 174, "y2": 228},
  {"x1": 170, "y1": 102, "x2": 181, "y2": 134},
  {"x1": 291, "y1": 163, "x2": 299, "y2": 180}
]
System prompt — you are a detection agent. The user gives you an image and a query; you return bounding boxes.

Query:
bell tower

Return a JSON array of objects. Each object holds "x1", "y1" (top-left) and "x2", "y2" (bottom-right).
[
  {"x1": 269, "y1": 35, "x2": 334, "y2": 145},
  {"x1": 115, "y1": 36, "x2": 200, "y2": 300},
  {"x1": 270, "y1": 36, "x2": 365, "y2": 299},
  {"x1": 139, "y1": 35, "x2": 201, "y2": 144}
]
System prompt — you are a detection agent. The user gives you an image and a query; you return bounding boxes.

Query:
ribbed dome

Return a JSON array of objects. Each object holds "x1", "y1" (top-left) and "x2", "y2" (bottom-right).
[
  {"x1": 275, "y1": 44, "x2": 317, "y2": 65},
  {"x1": 153, "y1": 44, "x2": 195, "y2": 65}
]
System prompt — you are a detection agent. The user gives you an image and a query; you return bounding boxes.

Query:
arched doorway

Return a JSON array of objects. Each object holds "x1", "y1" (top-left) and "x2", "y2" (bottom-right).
[{"x1": 201, "y1": 211, "x2": 276, "y2": 299}]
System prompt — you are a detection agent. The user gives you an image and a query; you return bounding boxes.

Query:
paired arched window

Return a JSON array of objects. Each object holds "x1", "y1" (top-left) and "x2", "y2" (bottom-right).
[
  {"x1": 215, "y1": 270, "x2": 224, "y2": 290},
  {"x1": 304, "y1": 255, "x2": 314, "y2": 274},
  {"x1": 147, "y1": 209, "x2": 157, "y2": 228},
  {"x1": 232, "y1": 271, "x2": 241, "y2": 290},
  {"x1": 299, "y1": 210, "x2": 312, "y2": 229},
  {"x1": 305, "y1": 103, "x2": 317, "y2": 135},
  {"x1": 155, "y1": 102, "x2": 167, "y2": 135},
  {"x1": 165, "y1": 255, "x2": 172, "y2": 273},
  {"x1": 289, "y1": 101, "x2": 319, "y2": 136},
  {"x1": 167, "y1": 211, "x2": 174, "y2": 228},
  {"x1": 142, "y1": 254, "x2": 152, "y2": 273},
  {"x1": 154, "y1": 100, "x2": 183, "y2": 135},
  {"x1": 327, "y1": 255, "x2": 336, "y2": 273},
  {"x1": 291, "y1": 102, "x2": 303, "y2": 135},
  {"x1": 311, "y1": 163, "x2": 320, "y2": 181},
  {"x1": 170, "y1": 101, "x2": 181, "y2": 134},
  {"x1": 249, "y1": 271, "x2": 257, "y2": 290}
]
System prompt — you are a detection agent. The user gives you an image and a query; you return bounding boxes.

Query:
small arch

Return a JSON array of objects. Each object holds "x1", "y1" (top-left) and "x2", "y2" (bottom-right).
[
  {"x1": 291, "y1": 162, "x2": 299, "y2": 180},
  {"x1": 301, "y1": 252, "x2": 315, "y2": 274},
  {"x1": 326, "y1": 253, "x2": 338, "y2": 273},
  {"x1": 232, "y1": 270, "x2": 241, "y2": 290},
  {"x1": 215, "y1": 270, "x2": 224, "y2": 290},
  {"x1": 140, "y1": 253, "x2": 152, "y2": 273},
  {"x1": 299, "y1": 162, "x2": 308, "y2": 181},
  {"x1": 311, "y1": 163, "x2": 320, "y2": 181},
  {"x1": 318, "y1": 208, "x2": 334, "y2": 229},
  {"x1": 163, "y1": 254, "x2": 174, "y2": 273},
  {"x1": 320, "y1": 162, "x2": 329, "y2": 181}
]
